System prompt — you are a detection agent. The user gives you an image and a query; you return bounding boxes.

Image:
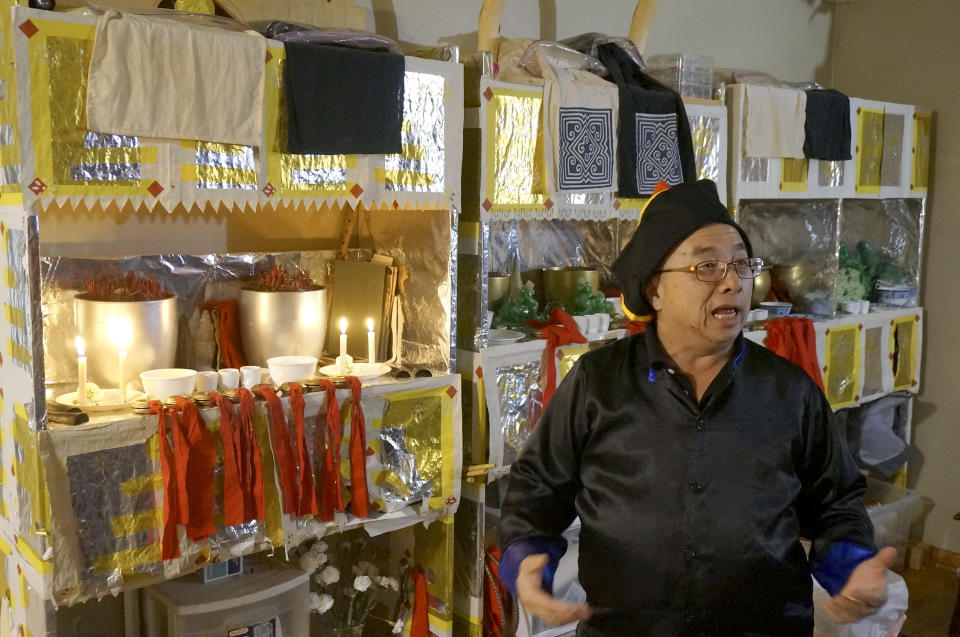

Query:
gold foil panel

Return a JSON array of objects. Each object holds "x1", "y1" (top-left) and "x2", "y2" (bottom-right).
[
  {"x1": 780, "y1": 157, "x2": 808, "y2": 193},
  {"x1": 824, "y1": 323, "x2": 860, "y2": 408},
  {"x1": 855, "y1": 106, "x2": 884, "y2": 194},
  {"x1": 0, "y1": 65, "x2": 21, "y2": 195},
  {"x1": 380, "y1": 71, "x2": 445, "y2": 193},
  {"x1": 891, "y1": 315, "x2": 919, "y2": 391},
  {"x1": 484, "y1": 84, "x2": 545, "y2": 211},
  {"x1": 186, "y1": 140, "x2": 258, "y2": 191},
  {"x1": 556, "y1": 344, "x2": 588, "y2": 381}
]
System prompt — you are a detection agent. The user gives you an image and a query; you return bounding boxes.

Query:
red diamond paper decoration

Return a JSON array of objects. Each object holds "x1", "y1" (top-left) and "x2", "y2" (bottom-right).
[
  {"x1": 19, "y1": 20, "x2": 38, "y2": 38},
  {"x1": 265, "y1": 50, "x2": 273, "y2": 63},
  {"x1": 482, "y1": 199, "x2": 493, "y2": 211},
  {"x1": 544, "y1": 198, "x2": 554, "y2": 210},
  {"x1": 350, "y1": 184, "x2": 364, "y2": 198},
  {"x1": 613, "y1": 199, "x2": 621, "y2": 210},
  {"x1": 482, "y1": 87, "x2": 494, "y2": 101},
  {"x1": 28, "y1": 178, "x2": 46, "y2": 195},
  {"x1": 392, "y1": 200, "x2": 400, "y2": 210},
  {"x1": 147, "y1": 181, "x2": 164, "y2": 197},
  {"x1": 475, "y1": 366, "x2": 483, "y2": 378},
  {"x1": 262, "y1": 182, "x2": 275, "y2": 197},
  {"x1": 445, "y1": 495, "x2": 457, "y2": 506},
  {"x1": 446, "y1": 385, "x2": 458, "y2": 399}
]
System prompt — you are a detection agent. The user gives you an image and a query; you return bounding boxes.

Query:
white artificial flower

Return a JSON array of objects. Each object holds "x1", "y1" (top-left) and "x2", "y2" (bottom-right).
[
  {"x1": 316, "y1": 593, "x2": 334, "y2": 614},
  {"x1": 309, "y1": 592, "x2": 322, "y2": 611},
  {"x1": 354, "y1": 575, "x2": 372, "y2": 592},
  {"x1": 392, "y1": 619, "x2": 404, "y2": 634},
  {"x1": 380, "y1": 576, "x2": 400, "y2": 591},
  {"x1": 356, "y1": 561, "x2": 379, "y2": 578},
  {"x1": 310, "y1": 541, "x2": 329, "y2": 554},
  {"x1": 299, "y1": 552, "x2": 322, "y2": 573},
  {"x1": 319, "y1": 565, "x2": 340, "y2": 585}
]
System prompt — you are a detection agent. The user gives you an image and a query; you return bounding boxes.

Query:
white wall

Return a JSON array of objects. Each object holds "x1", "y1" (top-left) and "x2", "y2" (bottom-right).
[{"x1": 357, "y1": 0, "x2": 833, "y2": 83}]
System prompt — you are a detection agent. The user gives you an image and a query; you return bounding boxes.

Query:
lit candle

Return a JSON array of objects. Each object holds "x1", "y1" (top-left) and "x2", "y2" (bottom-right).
[
  {"x1": 111, "y1": 319, "x2": 132, "y2": 403},
  {"x1": 118, "y1": 349, "x2": 128, "y2": 402},
  {"x1": 366, "y1": 318, "x2": 375, "y2": 364},
  {"x1": 337, "y1": 317, "x2": 352, "y2": 374},
  {"x1": 75, "y1": 336, "x2": 88, "y2": 406}
]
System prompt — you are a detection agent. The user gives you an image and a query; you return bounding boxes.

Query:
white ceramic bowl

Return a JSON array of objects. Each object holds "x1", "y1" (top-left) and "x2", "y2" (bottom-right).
[
  {"x1": 875, "y1": 285, "x2": 915, "y2": 307},
  {"x1": 140, "y1": 368, "x2": 198, "y2": 400},
  {"x1": 266, "y1": 356, "x2": 318, "y2": 385},
  {"x1": 759, "y1": 301, "x2": 792, "y2": 318}
]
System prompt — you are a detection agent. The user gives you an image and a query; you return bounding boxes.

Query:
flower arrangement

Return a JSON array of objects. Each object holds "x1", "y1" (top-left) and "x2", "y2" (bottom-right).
[
  {"x1": 82, "y1": 271, "x2": 171, "y2": 302},
  {"x1": 246, "y1": 264, "x2": 322, "y2": 292},
  {"x1": 299, "y1": 535, "x2": 409, "y2": 633}
]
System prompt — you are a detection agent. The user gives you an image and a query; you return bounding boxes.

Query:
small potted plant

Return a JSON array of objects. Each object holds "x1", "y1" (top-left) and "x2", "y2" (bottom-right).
[
  {"x1": 299, "y1": 534, "x2": 408, "y2": 636},
  {"x1": 239, "y1": 263, "x2": 328, "y2": 367},
  {"x1": 74, "y1": 271, "x2": 177, "y2": 389}
]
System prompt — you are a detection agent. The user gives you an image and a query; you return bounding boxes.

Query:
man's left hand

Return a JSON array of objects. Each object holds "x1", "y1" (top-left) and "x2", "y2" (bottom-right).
[{"x1": 823, "y1": 546, "x2": 898, "y2": 623}]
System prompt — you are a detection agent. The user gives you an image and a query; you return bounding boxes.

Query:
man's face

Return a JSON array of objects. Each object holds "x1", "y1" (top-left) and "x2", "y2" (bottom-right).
[{"x1": 646, "y1": 224, "x2": 753, "y2": 351}]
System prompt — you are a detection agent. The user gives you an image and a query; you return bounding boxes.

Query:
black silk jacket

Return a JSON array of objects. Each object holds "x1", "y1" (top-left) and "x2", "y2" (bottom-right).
[{"x1": 500, "y1": 327, "x2": 876, "y2": 636}]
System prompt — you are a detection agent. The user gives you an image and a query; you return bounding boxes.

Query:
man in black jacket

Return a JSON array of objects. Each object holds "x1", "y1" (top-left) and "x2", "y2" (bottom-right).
[{"x1": 498, "y1": 179, "x2": 895, "y2": 636}]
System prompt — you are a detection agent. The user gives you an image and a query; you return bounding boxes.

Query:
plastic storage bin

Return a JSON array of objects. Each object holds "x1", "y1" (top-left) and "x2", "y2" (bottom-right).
[
  {"x1": 864, "y1": 477, "x2": 922, "y2": 569},
  {"x1": 645, "y1": 53, "x2": 714, "y2": 99},
  {"x1": 141, "y1": 556, "x2": 309, "y2": 637}
]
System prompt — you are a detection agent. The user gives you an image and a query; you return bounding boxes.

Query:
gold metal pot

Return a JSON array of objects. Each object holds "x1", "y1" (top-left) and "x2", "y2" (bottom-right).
[
  {"x1": 487, "y1": 272, "x2": 511, "y2": 309},
  {"x1": 239, "y1": 288, "x2": 327, "y2": 366},
  {"x1": 751, "y1": 269, "x2": 771, "y2": 307},
  {"x1": 543, "y1": 267, "x2": 600, "y2": 310},
  {"x1": 74, "y1": 294, "x2": 178, "y2": 388}
]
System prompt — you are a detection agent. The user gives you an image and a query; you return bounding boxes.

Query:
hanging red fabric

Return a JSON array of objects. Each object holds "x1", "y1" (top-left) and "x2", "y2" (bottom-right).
[
  {"x1": 409, "y1": 566, "x2": 429, "y2": 637},
  {"x1": 236, "y1": 388, "x2": 265, "y2": 522},
  {"x1": 150, "y1": 401, "x2": 181, "y2": 561},
  {"x1": 763, "y1": 316, "x2": 825, "y2": 392},
  {"x1": 174, "y1": 396, "x2": 217, "y2": 541},
  {"x1": 254, "y1": 386, "x2": 300, "y2": 516},
  {"x1": 344, "y1": 376, "x2": 370, "y2": 519},
  {"x1": 288, "y1": 383, "x2": 318, "y2": 517},
  {"x1": 526, "y1": 307, "x2": 587, "y2": 407},
  {"x1": 314, "y1": 379, "x2": 344, "y2": 521},
  {"x1": 211, "y1": 392, "x2": 245, "y2": 527}
]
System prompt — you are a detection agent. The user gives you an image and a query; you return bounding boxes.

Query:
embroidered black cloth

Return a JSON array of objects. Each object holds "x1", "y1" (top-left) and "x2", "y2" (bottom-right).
[
  {"x1": 283, "y1": 41, "x2": 404, "y2": 155},
  {"x1": 803, "y1": 88, "x2": 852, "y2": 161},
  {"x1": 594, "y1": 42, "x2": 697, "y2": 197}
]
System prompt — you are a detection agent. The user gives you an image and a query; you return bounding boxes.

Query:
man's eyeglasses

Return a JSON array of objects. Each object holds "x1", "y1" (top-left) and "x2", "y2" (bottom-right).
[{"x1": 655, "y1": 257, "x2": 765, "y2": 283}]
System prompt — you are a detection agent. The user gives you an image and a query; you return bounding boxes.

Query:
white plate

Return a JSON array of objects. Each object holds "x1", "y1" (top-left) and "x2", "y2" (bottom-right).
[
  {"x1": 56, "y1": 389, "x2": 147, "y2": 413},
  {"x1": 318, "y1": 362, "x2": 392, "y2": 381},
  {"x1": 488, "y1": 329, "x2": 526, "y2": 345}
]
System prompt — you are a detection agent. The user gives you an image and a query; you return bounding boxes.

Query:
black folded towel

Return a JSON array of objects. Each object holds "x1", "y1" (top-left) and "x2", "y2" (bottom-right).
[
  {"x1": 803, "y1": 88, "x2": 852, "y2": 161},
  {"x1": 283, "y1": 41, "x2": 405, "y2": 155}
]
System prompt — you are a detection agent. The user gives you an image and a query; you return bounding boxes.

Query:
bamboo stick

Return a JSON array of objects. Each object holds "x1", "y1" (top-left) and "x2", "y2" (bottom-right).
[
  {"x1": 478, "y1": 0, "x2": 504, "y2": 59},
  {"x1": 628, "y1": 0, "x2": 660, "y2": 54}
]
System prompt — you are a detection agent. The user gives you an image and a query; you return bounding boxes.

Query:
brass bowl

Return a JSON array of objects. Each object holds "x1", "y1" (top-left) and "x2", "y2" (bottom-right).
[
  {"x1": 751, "y1": 269, "x2": 771, "y2": 307},
  {"x1": 543, "y1": 267, "x2": 600, "y2": 310},
  {"x1": 772, "y1": 264, "x2": 810, "y2": 300},
  {"x1": 487, "y1": 272, "x2": 511, "y2": 309}
]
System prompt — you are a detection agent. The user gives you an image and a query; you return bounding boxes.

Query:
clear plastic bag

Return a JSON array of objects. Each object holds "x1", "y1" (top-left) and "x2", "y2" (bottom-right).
[
  {"x1": 251, "y1": 21, "x2": 403, "y2": 54},
  {"x1": 517, "y1": 40, "x2": 607, "y2": 77},
  {"x1": 560, "y1": 32, "x2": 644, "y2": 70}
]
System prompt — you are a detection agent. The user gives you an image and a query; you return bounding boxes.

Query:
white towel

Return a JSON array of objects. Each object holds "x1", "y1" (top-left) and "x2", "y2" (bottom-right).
[
  {"x1": 538, "y1": 52, "x2": 619, "y2": 194},
  {"x1": 86, "y1": 11, "x2": 266, "y2": 147},
  {"x1": 743, "y1": 84, "x2": 807, "y2": 158}
]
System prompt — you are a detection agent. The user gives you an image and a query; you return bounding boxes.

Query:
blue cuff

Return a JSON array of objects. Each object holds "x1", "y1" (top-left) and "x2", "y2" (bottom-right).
[
  {"x1": 811, "y1": 541, "x2": 877, "y2": 596},
  {"x1": 499, "y1": 537, "x2": 567, "y2": 598}
]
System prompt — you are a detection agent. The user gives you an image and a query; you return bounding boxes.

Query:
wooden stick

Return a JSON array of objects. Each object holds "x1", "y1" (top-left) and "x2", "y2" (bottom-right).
[
  {"x1": 478, "y1": 0, "x2": 504, "y2": 58},
  {"x1": 628, "y1": 0, "x2": 660, "y2": 54},
  {"x1": 337, "y1": 203, "x2": 361, "y2": 260}
]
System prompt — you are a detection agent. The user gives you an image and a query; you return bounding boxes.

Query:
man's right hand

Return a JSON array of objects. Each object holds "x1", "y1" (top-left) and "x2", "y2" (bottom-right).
[{"x1": 516, "y1": 553, "x2": 591, "y2": 626}]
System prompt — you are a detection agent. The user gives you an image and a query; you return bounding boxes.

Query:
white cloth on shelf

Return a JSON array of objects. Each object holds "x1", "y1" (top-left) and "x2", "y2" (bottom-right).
[
  {"x1": 743, "y1": 84, "x2": 807, "y2": 158},
  {"x1": 86, "y1": 10, "x2": 266, "y2": 147}
]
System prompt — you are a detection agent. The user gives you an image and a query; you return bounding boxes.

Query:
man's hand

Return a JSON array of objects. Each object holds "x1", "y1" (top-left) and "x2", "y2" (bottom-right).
[
  {"x1": 823, "y1": 546, "x2": 898, "y2": 623},
  {"x1": 516, "y1": 553, "x2": 591, "y2": 626}
]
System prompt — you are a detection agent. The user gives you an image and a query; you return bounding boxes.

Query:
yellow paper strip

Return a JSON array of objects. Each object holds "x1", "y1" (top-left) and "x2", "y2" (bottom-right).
[
  {"x1": 4, "y1": 302, "x2": 25, "y2": 328},
  {"x1": 7, "y1": 339, "x2": 29, "y2": 366},
  {"x1": 111, "y1": 509, "x2": 162, "y2": 537},
  {"x1": 15, "y1": 536, "x2": 52, "y2": 575},
  {"x1": 4, "y1": 267, "x2": 16, "y2": 287},
  {"x1": 120, "y1": 473, "x2": 163, "y2": 498},
  {"x1": 92, "y1": 544, "x2": 161, "y2": 574}
]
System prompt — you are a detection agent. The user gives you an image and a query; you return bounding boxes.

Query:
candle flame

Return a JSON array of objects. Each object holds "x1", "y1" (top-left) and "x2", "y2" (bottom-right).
[
  {"x1": 108, "y1": 316, "x2": 133, "y2": 349},
  {"x1": 339, "y1": 317, "x2": 347, "y2": 334},
  {"x1": 366, "y1": 318, "x2": 374, "y2": 332},
  {"x1": 75, "y1": 336, "x2": 85, "y2": 357}
]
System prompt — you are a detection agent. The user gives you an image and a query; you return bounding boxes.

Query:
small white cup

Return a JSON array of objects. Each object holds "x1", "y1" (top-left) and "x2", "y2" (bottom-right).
[
  {"x1": 219, "y1": 367, "x2": 240, "y2": 390},
  {"x1": 859, "y1": 300, "x2": 871, "y2": 314},
  {"x1": 240, "y1": 365, "x2": 261, "y2": 389},
  {"x1": 198, "y1": 370, "x2": 219, "y2": 393}
]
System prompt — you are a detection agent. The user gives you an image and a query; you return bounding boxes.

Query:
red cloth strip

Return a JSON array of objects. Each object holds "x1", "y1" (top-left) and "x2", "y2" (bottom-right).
[
  {"x1": 763, "y1": 316, "x2": 825, "y2": 392},
  {"x1": 150, "y1": 401, "x2": 181, "y2": 561},
  {"x1": 410, "y1": 567, "x2": 429, "y2": 637},
  {"x1": 288, "y1": 384, "x2": 319, "y2": 517},
  {"x1": 314, "y1": 379, "x2": 344, "y2": 521},
  {"x1": 344, "y1": 376, "x2": 370, "y2": 519},
  {"x1": 236, "y1": 388, "x2": 265, "y2": 522},
  {"x1": 211, "y1": 392, "x2": 245, "y2": 527},
  {"x1": 174, "y1": 397, "x2": 216, "y2": 541},
  {"x1": 254, "y1": 386, "x2": 300, "y2": 515},
  {"x1": 527, "y1": 307, "x2": 587, "y2": 406}
]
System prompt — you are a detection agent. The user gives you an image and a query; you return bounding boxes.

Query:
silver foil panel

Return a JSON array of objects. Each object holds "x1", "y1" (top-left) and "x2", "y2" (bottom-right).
[{"x1": 495, "y1": 359, "x2": 542, "y2": 467}]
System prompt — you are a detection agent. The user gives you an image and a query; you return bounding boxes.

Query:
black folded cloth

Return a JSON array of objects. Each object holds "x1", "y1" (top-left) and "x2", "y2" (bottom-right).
[
  {"x1": 594, "y1": 42, "x2": 697, "y2": 198},
  {"x1": 803, "y1": 88, "x2": 852, "y2": 161},
  {"x1": 46, "y1": 401, "x2": 89, "y2": 426},
  {"x1": 283, "y1": 41, "x2": 404, "y2": 155}
]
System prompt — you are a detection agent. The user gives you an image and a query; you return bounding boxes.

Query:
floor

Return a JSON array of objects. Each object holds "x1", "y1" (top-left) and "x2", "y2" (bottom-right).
[{"x1": 898, "y1": 565, "x2": 960, "y2": 637}]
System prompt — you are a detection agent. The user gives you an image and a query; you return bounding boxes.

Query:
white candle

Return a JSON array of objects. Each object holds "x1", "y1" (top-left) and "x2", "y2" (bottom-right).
[
  {"x1": 118, "y1": 349, "x2": 128, "y2": 402},
  {"x1": 75, "y1": 336, "x2": 88, "y2": 406},
  {"x1": 366, "y1": 318, "x2": 375, "y2": 363},
  {"x1": 337, "y1": 317, "x2": 349, "y2": 374}
]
